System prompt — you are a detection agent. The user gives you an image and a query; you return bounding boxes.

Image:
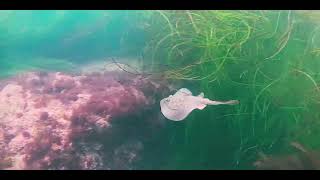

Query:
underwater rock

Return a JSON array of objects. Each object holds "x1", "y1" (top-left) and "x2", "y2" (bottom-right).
[
  {"x1": 0, "y1": 71, "x2": 169, "y2": 170},
  {"x1": 253, "y1": 142, "x2": 320, "y2": 170}
]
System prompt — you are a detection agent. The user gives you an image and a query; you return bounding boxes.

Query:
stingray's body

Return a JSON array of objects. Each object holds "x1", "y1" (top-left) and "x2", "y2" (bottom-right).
[{"x1": 160, "y1": 88, "x2": 239, "y2": 121}]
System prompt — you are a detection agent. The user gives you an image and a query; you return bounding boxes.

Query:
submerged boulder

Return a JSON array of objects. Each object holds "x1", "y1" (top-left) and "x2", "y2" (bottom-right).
[{"x1": 0, "y1": 71, "x2": 170, "y2": 170}]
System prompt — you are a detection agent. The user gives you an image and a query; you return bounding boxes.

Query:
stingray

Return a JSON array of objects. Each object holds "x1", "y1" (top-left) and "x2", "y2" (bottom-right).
[{"x1": 160, "y1": 88, "x2": 239, "y2": 121}]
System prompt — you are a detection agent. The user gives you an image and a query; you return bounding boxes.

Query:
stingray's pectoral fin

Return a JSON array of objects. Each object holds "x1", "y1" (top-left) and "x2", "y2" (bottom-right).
[{"x1": 198, "y1": 92, "x2": 204, "y2": 98}]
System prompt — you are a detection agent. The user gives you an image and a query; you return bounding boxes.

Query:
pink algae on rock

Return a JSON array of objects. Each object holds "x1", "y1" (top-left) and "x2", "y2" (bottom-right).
[{"x1": 0, "y1": 71, "x2": 169, "y2": 170}]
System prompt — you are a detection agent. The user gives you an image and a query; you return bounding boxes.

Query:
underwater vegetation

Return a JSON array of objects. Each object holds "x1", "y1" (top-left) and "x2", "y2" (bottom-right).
[{"x1": 141, "y1": 10, "x2": 320, "y2": 169}]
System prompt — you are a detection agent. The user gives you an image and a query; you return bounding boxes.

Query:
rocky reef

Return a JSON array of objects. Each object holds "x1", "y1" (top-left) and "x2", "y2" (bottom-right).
[
  {"x1": 0, "y1": 71, "x2": 170, "y2": 170},
  {"x1": 253, "y1": 142, "x2": 320, "y2": 170}
]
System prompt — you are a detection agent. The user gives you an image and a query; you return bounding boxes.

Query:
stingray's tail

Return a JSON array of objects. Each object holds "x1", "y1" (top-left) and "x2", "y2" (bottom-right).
[
  {"x1": 207, "y1": 100, "x2": 239, "y2": 105},
  {"x1": 225, "y1": 100, "x2": 239, "y2": 105}
]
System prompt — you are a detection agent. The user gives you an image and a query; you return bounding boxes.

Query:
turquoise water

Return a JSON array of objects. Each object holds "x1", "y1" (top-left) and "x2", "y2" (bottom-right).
[{"x1": 0, "y1": 10, "x2": 146, "y2": 75}]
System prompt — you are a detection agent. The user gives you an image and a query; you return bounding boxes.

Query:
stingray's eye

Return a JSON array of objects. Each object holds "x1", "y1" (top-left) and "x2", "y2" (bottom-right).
[{"x1": 165, "y1": 99, "x2": 170, "y2": 102}]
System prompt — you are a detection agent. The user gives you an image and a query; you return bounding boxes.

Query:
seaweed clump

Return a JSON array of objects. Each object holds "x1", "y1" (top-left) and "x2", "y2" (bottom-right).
[{"x1": 142, "y1": 10, "x2": 320, "y2": 169}]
